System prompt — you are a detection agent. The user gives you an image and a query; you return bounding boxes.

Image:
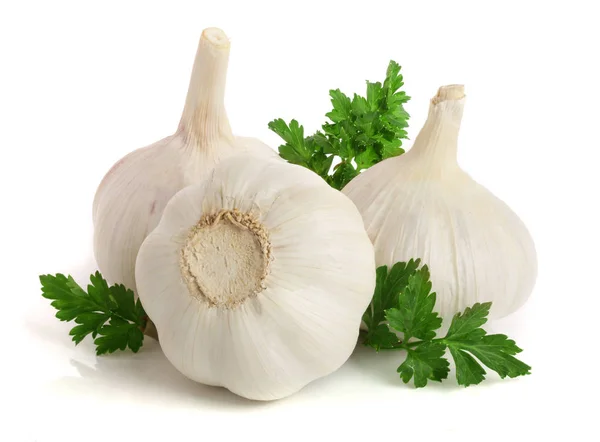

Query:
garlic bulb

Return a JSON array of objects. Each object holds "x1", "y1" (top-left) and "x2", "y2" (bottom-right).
[
  {"x1": 343, "y1": 85, "x2": 537, "y2": 319},
  {"x1": 93, "y1": 28, "x2": 275, "y2": 293},
  {"x1": 135, "y1": 155, "x2": 375, "y2": 400}
]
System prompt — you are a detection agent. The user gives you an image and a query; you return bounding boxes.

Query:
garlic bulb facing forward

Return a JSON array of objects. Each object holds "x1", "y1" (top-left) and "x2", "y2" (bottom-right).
[
  {"x1": 343, "y1": 85, "x2": 537, "y2": 319},
  {"x1": 93, "y1": 28, "x2": 275, "y2": 292},
  {"x1": 135, "y1": 155, "x2": 375, "y2": 400}
]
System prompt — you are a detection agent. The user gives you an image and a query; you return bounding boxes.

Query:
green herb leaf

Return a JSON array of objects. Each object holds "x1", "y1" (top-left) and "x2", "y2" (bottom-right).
[
  {"x1": 326, "y1": 89, "x2": 353, "y2": 123},
  {"x1": 329, "y1": 161, "x2": 358, "y2": 190},
  {"x1": 366, "y1": 81, "x2": 383, "y2": 111},
  {"x1": 270, "y1": 60, "x2": 410, "y2": 189},
  {"x1": 443, "y1": 303, "x2": 531, "y2": 385},
  {"x1": 448, "y1": 346, "x2": 487, "y2": 386},
  {"x1": 268, "y1": 119, "x2": 311, "y2": 166},
  {"x1": 445, "y1": 302, "x2": 491, "y2": 342},
  {"x1": 362, "y1": 259, "x2": 421, "y2": 337},
  {"x1": 361, "y1": 261, "x2": 531, "y2": 388},
  {"x1": 354, "y1": 146, "x2": 378, "y2": 170},
  {"x1": 363, "y1": 324, "x2": 398, "y2": 351},
  {"x1": 447, "y1": 335, "x2": 531, "y2": 385},
  {"x1": 40, "y1": 272, "x2": 148, "y2": 355},
  {"x1": 385, "y1": 266, "x2": 442, "y2": 342},
  {"x1": 397, "y1": 342, "x2": 450, "y2": 387},
  {"x1": 381, "y1": 138, "x2": 405, "y2": 159}
]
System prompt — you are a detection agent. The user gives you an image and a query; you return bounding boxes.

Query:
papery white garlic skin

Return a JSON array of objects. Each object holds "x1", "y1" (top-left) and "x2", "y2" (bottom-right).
[
  {"x1": 93, "y1": 28, "x2": 275, "y2": 292},
  {"x1": 135, "y1": 155, "x2": 376, "y2": 401},
  {"x1": 343, "y1": 85, "x2": 537, "y2": 319}
]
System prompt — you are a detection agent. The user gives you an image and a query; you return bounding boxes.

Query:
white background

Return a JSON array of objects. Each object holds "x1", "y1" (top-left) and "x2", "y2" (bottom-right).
[{"x1": 1, "y1": 0, "x2": 598, "y2": 440}]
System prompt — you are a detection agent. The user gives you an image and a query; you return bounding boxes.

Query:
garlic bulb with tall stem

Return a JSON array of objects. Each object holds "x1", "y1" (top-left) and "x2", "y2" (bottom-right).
[
  {"x1": 343, "y1": 85, "x2": 537, "y2": 319},
  {"x1": 135, "y1": 155, "x2": 376, "y2": 401},
  {"x1": 93, "y1": 28, "x2": 274, "y2": 294}
]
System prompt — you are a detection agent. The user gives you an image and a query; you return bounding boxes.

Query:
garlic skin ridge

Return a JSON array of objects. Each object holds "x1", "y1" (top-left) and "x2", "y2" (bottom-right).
[
  {"x1": 343, "y1": 85, "x2": 537, "y2": 319},
  {"x1": 93, "y1": 28, "x2": 275, "y2": 293},
  {"x1": 135, "y1": 155, "x2": 376, "y2": 401}
]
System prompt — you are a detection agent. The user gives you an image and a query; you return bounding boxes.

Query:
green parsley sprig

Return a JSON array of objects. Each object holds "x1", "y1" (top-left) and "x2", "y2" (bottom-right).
[
  {"x1": 363, "y1": 260, "x2": 531, "y2": 387},
  {"x1": 40, "y1": 272, "x2": 148, "y2": 355},
  {"x1": 269, "y1": 60, "x2": 410, "y2": 190}
]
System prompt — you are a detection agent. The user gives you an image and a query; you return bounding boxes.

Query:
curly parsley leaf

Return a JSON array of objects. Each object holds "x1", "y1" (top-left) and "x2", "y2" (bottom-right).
[
  {"x1": 40, "y1": 272, "x2": 148, "y2": 355},
  {"x1": 362, "y1": 262, "x2": 531, "y2": 388},
  {"x1": 269, "y1": 60, "x2": 410, "y2": 190}
]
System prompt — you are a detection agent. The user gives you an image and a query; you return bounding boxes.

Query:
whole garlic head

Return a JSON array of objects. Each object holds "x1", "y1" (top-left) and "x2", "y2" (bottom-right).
[
  {"x1": 135, "y1": 155, "x2": 376, "y2": 401},
  {"x1": 93, "y1": 28, "x2": 275, "y2": 292},
  {"x1": 343, "y1": 85, "x2": 537, "y2": 319}
]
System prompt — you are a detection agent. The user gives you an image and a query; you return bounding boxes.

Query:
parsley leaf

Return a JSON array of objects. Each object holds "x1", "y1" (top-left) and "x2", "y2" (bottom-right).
[
  {"x1": 385, "y1": 266, "x2": 442, "y2": 342},
  {"x1": 269, "y1": 60, "x2": 410, "y2": 190},
  {"x1": 40, "y1": 272, "x2": 148, "y2": 355},
  {"x1": 443, "y1": 304, "x2": 531, "y2": 385},
  {"x1": 363, "y1": 260, "x2": 420, "y2": 329},
  {"x1": 268, "y1": 119, "x2": 311, "y2": 165},
  {"x1": 446, "y1": 334, "x2": 531, "y2": 385},
  {"x1": 444, "y1": 302, "x2": 491, "y2": 342},
  {"x1": 362, "y1": 259, "x2": 421, "y2": 348},
  {"x1": 362, "y1": 262, "x2": 531, "y2": 388},
  {"x1": 398, "y1": 342, "x2": 450, "y2": 387},
  {"x1": 448, "y1": 346, "x2": 487, "y2": 386},
  {"x1": 364, "y1": 324, "x2": 399, "y2": 351}
]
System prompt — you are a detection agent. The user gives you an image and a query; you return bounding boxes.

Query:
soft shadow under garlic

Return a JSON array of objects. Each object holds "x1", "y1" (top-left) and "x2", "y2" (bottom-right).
[{"x1": 46, "y1": 340, "x2": 270, "y2": 410}]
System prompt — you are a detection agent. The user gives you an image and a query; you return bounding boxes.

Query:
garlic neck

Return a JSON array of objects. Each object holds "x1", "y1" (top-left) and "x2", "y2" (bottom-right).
[
  {"x1": 179, "y1": 28, "x2": 234, "y2": 147},
  {"x1": 408, "y1": 84, "x2": 465, "y2": 170}
]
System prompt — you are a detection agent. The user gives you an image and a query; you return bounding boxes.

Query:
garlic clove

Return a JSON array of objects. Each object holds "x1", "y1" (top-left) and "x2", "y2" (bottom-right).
[
  {"x1": 135, "y1": 155, "x2": 375, "y2": 400},
  {"x1": 343, "y1": 84, "x2": 537, "y2": 319},
  {"x1": 93, "y1": 28, "x2": 275, "y2": 293}
]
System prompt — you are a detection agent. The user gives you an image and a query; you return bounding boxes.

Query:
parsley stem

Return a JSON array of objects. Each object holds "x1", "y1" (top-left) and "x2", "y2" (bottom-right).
[
  {"x1": 376, "y1": 339, "x2": 423, "y2": 351},
  {"x1": 376, "y1": 344, "x2": 404, "y2": 351},
  {"x1": 403, "y1": 340, "x2": 421, "y2": 348}
]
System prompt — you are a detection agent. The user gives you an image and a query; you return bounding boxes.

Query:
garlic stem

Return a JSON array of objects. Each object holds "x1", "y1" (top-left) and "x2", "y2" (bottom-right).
[
  {"x1": 179, "y1": 27, "x2": 233, "y2": 145},
  {"x1": 408, "y1": 84, "x2": 465, "y2": 169}
]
